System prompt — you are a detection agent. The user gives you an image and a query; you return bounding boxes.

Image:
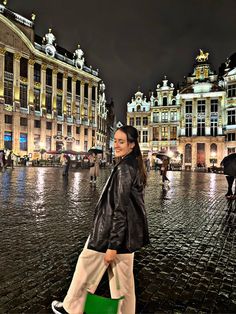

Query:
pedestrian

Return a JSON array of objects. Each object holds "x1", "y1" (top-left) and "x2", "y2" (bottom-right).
[
  {"x1": 89, "y1": 152, "x2": 99, "y2": 184},
  {"x1": 155, "y1": 157, "x2": 162, "y2": 171},
  {"x1": 144, "y1": 157, "x2": 151, "y2": 173},
  {"x1": 62, "y1": 154, "x2": 70, "y2": 176},
  {"x1": 220, "y1": 153, "x2": 236, "y2": 199},
  {"x1": 7, "y1": 151, "x2": 14, "y2": 169},
  {"x1": 161, "y1": 156, "x2": 170, "y2": 186},
  {"x1": 52, "y1": 125, "x2": 149, "y2": 314},
  {"x1": 0, "y1": 150, "x2": 4, "y2": 171}
]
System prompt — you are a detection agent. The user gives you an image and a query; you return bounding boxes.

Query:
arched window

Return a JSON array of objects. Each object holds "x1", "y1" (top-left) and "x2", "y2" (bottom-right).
[
  {"x1": 210, "y1": 143, "x2": 217, "y2": 160},
  {"x1": 172, "y1": 99, "x2": 176, "y2": 106},
  {"x1": 137, "y1": 105, "x2": 141, "y2": 112},
  {"x1": 163, "y1": 97, "x2": 167, "y2": 106},
  {"x1": 185, "y1": 144, "x2": 192, "y2": 163}
]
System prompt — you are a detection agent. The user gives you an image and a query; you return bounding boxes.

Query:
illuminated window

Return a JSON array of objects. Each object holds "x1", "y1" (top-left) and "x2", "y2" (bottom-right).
[
  {"x1": 20, "y1": 133, "x2": 27, "y2": 151},
  {"x1": 4, "y1": 131, "x2": 12, "y2": 150}
]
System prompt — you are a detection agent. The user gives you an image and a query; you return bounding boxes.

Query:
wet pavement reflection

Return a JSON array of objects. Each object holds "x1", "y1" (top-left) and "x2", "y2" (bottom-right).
[{"x1": 0, "y1": 167, "x2": 236, "y2": 313}]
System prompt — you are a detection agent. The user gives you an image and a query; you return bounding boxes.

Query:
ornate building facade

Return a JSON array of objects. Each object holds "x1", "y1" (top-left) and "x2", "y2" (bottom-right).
[
  {"x1": 127, "y1": 80, "x2": 179, "y2": 155},
  {"x1": 127, "y1": 50, "x2": 236, "y2": 169},
  {"x1": 0, "y1": 3, "x2": 108, "y2": 158}
]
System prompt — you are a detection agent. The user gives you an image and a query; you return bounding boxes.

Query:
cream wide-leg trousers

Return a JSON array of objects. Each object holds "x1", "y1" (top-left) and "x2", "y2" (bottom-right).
[{"x1": 63, "y1": 240, "x2": 135, "y2": 314}]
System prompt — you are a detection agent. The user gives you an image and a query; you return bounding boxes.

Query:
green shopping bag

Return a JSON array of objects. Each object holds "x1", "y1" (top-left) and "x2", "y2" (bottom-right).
[
  {"x1": 84, "y1": 263, "x2": 124, "y2": 314},
  {"x1": 84, "y1": 293, "x2": 124, "y2": 314}
]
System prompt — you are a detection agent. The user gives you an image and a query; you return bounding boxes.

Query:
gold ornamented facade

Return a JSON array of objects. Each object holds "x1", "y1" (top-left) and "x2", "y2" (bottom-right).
[
  {"x1": 0, "y1": 4, "x2": 108, "y2": 159},
  {"x1": 127, "y1": 50, "x2": 236, "y2": 169}
]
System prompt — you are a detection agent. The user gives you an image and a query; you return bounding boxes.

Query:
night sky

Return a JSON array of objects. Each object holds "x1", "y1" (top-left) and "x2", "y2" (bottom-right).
[{"x1": 6, "y1": 0, "x2": 236, "y2": 122}]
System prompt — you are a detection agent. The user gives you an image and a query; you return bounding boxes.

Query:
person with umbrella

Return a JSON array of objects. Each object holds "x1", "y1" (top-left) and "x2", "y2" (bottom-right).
[
  {"x1": 161, "y1": 156, "x2": 170, "y2": 186},
  {"x1": 62, "y1": 154, "x2": 71, "y2": 176},
  {"x1": 221, "y1": 153, "x2": 236, "y2": 199},
  {"x1": 52, "y1": 125, "x2": 149, "y2": 314},
  {"x1": 89, "y1": 152, "x2": 99, "y2": 184}
]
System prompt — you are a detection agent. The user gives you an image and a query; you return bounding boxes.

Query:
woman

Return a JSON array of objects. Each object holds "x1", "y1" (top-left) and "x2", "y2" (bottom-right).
[{"x1": 52, "y1": 125, "x2": 149, "y2": 314}]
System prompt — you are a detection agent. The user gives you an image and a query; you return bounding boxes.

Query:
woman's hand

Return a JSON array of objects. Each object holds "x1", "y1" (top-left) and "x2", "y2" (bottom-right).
[{"x1": 104, "y1": 249, "x2": 117, "y2": 265}]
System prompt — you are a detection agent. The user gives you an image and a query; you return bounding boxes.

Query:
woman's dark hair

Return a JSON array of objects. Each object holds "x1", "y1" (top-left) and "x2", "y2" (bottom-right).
[{"x1": 118, "y1": 125, "x2": 147, "y2": 186}]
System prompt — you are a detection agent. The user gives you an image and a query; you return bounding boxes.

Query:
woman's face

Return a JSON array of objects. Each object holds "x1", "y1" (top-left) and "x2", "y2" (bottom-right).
[{"x1": 114, "y1": 129, "x2": 135, "y2": 158}]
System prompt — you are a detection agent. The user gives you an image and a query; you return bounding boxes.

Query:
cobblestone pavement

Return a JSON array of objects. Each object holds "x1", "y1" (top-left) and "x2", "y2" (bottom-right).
[{"x1": 0, "y1": 167, "x2": 236, "y2": 314}]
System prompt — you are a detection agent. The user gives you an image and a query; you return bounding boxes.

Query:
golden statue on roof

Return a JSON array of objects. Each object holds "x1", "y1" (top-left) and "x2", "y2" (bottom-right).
[{"x1": 196, "y1": 49, "x2": 209, "y2": 62}]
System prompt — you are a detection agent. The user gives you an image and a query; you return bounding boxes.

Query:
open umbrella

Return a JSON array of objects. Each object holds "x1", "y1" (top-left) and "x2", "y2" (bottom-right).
[
  {"x1": 88, "y1": 147, "x2": 103, "y2": 154},
  {"x1": 153, "y1": 153, "x2": 170, "y2": 161},
  {"x1": 221, "y1": 153, "x2": 236, "y2": 176}
]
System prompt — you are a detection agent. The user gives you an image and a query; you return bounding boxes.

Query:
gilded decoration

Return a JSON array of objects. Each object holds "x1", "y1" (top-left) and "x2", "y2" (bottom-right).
[
  {"x1": 196, "y1": 49, "x2": 209, "y2": 62},
  {"x1": 72, "y1": 75, "x2": 77, "y2": 82},
  {"x1": 57, "y1": 89, "x2": 63, "y2": 95},
  {"x1": 28, "y1": 59, "x2": 35, "y2": 66},
  {"x1": 20, "y1": 76, "x2": 28, "y2": 83},
  {"x1": 0, "y1": 47, "x2": 6, "y2": 55},
  {"x1": 14, "y1": 53, "x2": 21, "y2": 61},
  {"x1": 34, "y1": 82, "x2": 41, "y2": 88},
  {"x1": 53, "y1": 68, "x2": 58, "y2": 75},
  {"x1": 63, "y1": 72, "x2": 68, "y2": 79},
  {"x1": 41, "y1": 63, "x2": 47, "y2": 71}
]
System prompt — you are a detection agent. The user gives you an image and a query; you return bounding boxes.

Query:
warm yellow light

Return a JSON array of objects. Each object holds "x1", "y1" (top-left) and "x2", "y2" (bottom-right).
[{"x1": 211, "y1": 152, "x2": 216, "y2": 158}]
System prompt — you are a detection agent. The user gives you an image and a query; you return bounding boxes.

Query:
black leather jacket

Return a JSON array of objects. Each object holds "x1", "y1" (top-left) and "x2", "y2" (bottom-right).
[{"x1": 88, "y1": 153, "x2": 149, "y2": 253}]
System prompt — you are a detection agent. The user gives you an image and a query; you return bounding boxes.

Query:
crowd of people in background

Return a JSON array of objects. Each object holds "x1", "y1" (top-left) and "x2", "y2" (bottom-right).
[{"x1": 0, "y1": 149, "x2": 16, "y2": 171}]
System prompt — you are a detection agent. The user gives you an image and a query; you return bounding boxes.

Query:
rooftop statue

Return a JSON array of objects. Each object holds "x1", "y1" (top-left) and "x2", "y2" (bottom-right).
[
  {"x1": 99, "y1": 81, "x2": 106, "y2": 105},
  {"x1": 44, "y1": 28, "x2": 56, "y2": 46},
  {"x1": 196, "y1": 49, "x2": 209, "y2": 62},
  {"x1": 73, "y1": 44, "x2": 85, "y2": 69},
  {"x1": 43, "y1": 28, "x2": 56, "y2": 57}
]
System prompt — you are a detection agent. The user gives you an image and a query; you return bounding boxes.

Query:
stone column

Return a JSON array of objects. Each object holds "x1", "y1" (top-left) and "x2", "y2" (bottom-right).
[
  {"x1": 88, "y1": 81, "x2": 92, "y2": 123},
  {"x1": 40, "y1": 116, "x2": 46, "y2": 150},
  {"x1": 12, "y1": 112, "x2": 20, "y2": 155},
  {"x1": 0, "y1": 47, "x2": 5, "y2": 102},
  {"x1": 13, "y1": 53, "x2": 21, "y2": 111},
  {"x1": 52, "y1": 67, "x2": 58, "y2": 118},
  {"x1": 191, "y1": 142, "x2": 197, "y2": 170},
  {"x1": 51, "y1": 69, "x2": 57, "y2": 151},
  {"x1": 62, "y1": 72, "x2": 68, "y2": 116},
  {"x1": 27, "y1": 115, "x2": 34, "y2": 154},
  {"x1": 62, "y1": 73, "x2": 68, "y2": 144},
  {"x1": 71, "y1": 76, "x2": 77, "y2": 149},
  {"x1": 28, "y1": 58, "x2": 35, "y2": 112},
  {"x1": 41, "y1": 63, "x2": 47, "y2": 114},
  {"x1": 94, "y1": 85, "x2": 98, "y2": 128},
  {"x1": 80, "y1": 79, "x2": 85, "y2": 119}
]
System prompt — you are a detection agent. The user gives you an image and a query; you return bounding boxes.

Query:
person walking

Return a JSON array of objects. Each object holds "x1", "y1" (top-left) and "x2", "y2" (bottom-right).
[
  {"x1": 52, "y1": 125, "x2": 149, "y2": 314},
  {"x1": 0, "y1": 150, "x2": 4, "y2": 171},
  {"x1": 221, "y1": 153, "x2": 236, "y2": 199},
  {"x1": 62, "y1": 154, "x2": 71, "y2": 176},
  {"x1": 89, "y1": 153, "x2": 99, "y2": 184},
  {"x1": 161, "y1": 156, "x2": 170, "y2": 186}
]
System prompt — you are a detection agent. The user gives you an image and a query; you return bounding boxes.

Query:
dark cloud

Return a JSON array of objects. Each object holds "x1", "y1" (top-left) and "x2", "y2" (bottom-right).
[{"x1": 7, "y1": 0, "x2": 236, "y2": 121}]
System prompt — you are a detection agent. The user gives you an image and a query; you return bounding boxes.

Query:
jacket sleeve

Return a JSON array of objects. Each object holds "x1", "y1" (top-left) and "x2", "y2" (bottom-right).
[{"x1": 108, "y1": 164, "x2": 132, "y2": 250}]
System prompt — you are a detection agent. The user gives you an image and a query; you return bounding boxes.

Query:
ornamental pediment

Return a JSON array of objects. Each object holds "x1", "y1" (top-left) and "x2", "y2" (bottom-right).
[{"x1": 0, "y1": 19, "x2": 31, "y2": 54}]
